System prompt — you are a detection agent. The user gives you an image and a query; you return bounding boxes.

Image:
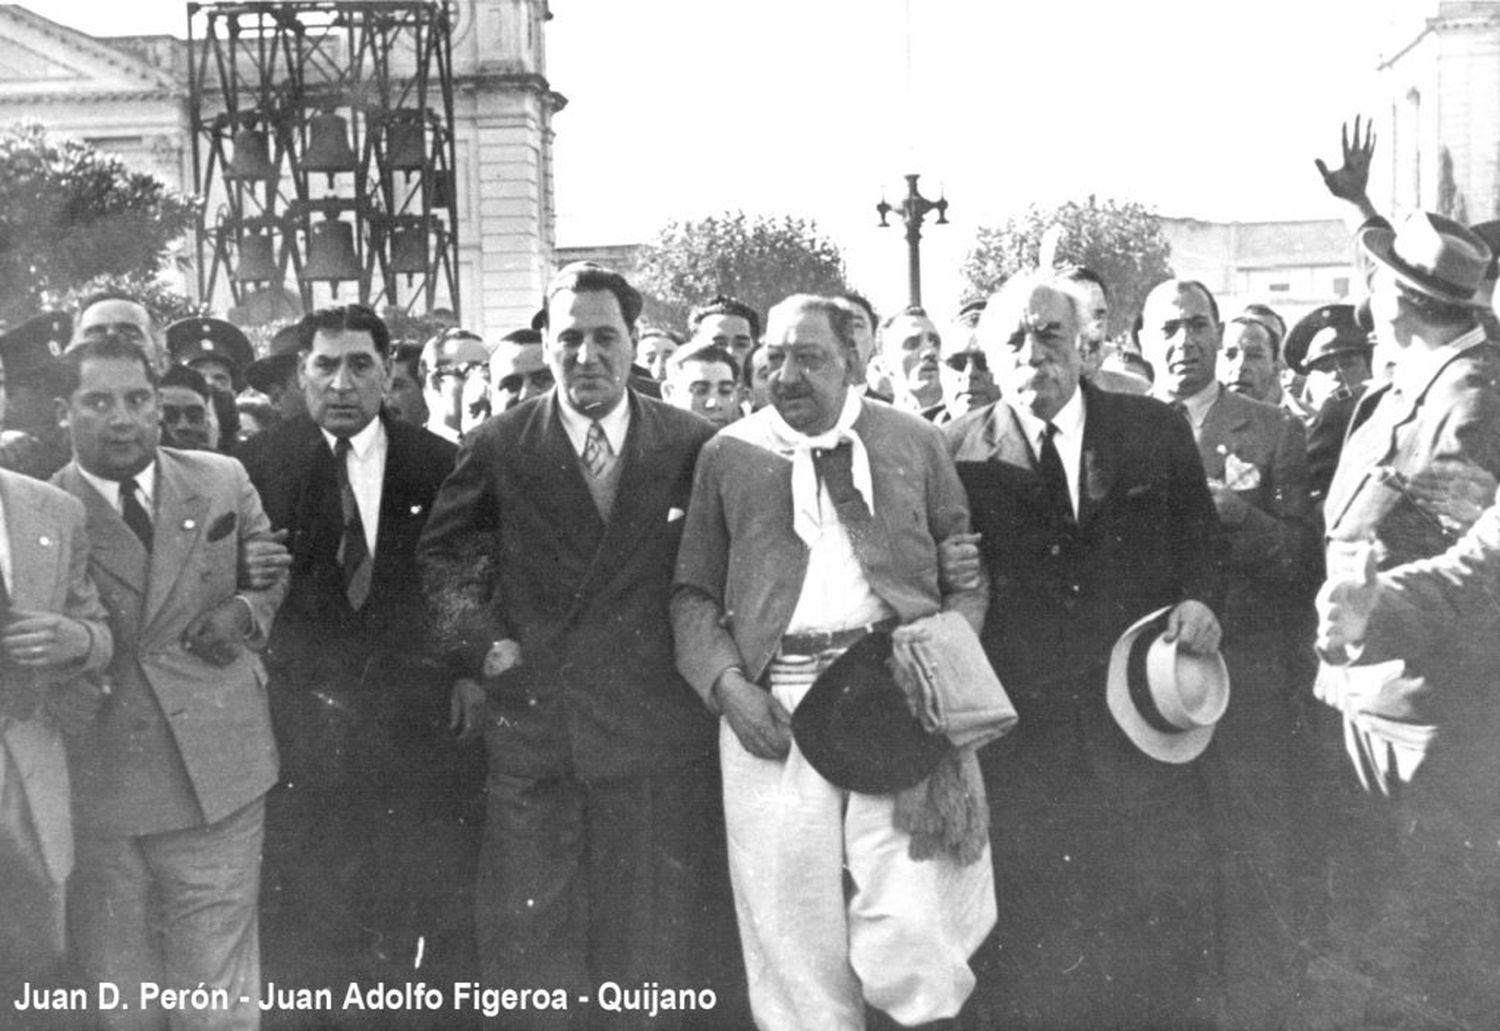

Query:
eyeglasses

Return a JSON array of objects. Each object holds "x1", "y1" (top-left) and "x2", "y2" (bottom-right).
[
  {"x1": 430, "y1": 362, "x2": 489, "y2": 384},
  {"x1": 943, "y1": 352, "x2": 988, "y2": 372}
]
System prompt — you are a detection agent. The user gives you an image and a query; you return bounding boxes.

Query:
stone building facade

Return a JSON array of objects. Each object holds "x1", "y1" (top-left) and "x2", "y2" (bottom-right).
[
  {"x1": 0, "y1": 1, "x2": 562, "y2": 339},
  {"x1": 1378, "y1": 0, "x2": 1500, "y2": 225}
]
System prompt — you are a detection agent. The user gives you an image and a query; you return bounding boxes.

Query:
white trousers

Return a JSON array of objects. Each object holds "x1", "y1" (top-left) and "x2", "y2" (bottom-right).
[{"x1": 721, "y1": 676, "x2": 996, "y2": 1030}]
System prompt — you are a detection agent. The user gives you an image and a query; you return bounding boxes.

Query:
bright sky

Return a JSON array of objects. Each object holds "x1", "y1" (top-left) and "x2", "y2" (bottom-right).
[{"x1": 25, "y1": 0, "x2": 1430, "y2": 315}]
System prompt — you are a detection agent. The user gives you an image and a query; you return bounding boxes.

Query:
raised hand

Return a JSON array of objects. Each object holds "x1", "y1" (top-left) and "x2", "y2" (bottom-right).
[{"x1": 1314, "y1": 116, "x2": 1377, "y2": 216}]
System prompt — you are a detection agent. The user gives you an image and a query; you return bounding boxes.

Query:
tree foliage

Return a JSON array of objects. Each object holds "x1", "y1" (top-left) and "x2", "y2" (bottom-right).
[
  {"x1": 0, "y1": 121, "x2": 197, "y2": 325},
  {"x1": 53, "y1": 272, "x2": 200, "y2": 328},
  {"x1": 960, "y1": 196, "x2": 1174, "y2": 336},
  {"x1": 633, "y1": 212, "x2": 849, "y2": 332}
]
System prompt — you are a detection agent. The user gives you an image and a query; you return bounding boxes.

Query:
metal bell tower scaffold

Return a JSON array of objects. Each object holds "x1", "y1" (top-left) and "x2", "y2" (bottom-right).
[{"x1": 187, "y1": 2, "x2": 461, "y2": 321}]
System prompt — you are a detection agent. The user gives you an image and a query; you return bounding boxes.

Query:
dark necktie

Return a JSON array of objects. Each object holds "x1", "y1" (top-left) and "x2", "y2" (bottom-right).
[
  {"x1": 1170, "y1": 400, "x2": 1191, "y2": 424},
  {"x1": 1037, "y1": 423, "x2": 1073, "y2": 520},
  {"x1": 812, "y1": 442, "x2": 869, "y2": 527},
  {"x1": 119, "y1": 475, "x2": 153, "y2": 551},
  {"x1": 334, "y1": 437, "x2": 373, "y2": 610}
]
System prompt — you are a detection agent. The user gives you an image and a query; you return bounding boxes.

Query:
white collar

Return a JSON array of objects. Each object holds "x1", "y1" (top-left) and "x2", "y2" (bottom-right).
[
  {"x1": 555, "y1": 388, "x2": 632, "y2": 455},
  {"x1": 1392, "y1": 325, "x2": 1486, "y2": 399},
  {"x1": 320, "y1": 415, "x2": 385, "y2": 458},
  {"x1": 78, "y1": 456, "x2": 157, "y2": 510},
  {"x1": 1010, "y1": 383, "x2": 1086, "y2": 445},
  {"x1": 1175, "y1": 379, "x2": 1221, "y2": 425}
]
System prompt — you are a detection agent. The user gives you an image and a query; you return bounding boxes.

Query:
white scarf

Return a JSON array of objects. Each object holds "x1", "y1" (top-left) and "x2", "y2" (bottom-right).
[{"x1": 761, "y1": 391, "x2": 873, "y2": 547}]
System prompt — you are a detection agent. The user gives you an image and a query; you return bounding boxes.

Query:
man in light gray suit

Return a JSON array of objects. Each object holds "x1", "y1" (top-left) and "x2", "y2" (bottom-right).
[
  {"x1": 52, "y1": 334, "x2": 285, "y2": 1031},
  {"x1": 0, "y1": 465, "x2": 113, "y2": 998}
]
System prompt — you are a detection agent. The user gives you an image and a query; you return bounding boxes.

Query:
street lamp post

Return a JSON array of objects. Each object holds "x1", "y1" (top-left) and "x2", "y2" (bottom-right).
[{"x1": 877, "y1": 173, "x2": 948, "y2": 307}]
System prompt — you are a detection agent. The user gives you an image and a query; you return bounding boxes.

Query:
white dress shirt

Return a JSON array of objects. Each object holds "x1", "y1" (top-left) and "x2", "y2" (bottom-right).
[
  {"x1": 78, "y1": 460, "x2": 158, "y2": 524},
  {"x1": 321, "y1": 418, "x2": 387, "y2": 557},
  {"x1": 1010, "y1": 387, "x2": 1087, "y2": 519},
  {"x1": 1162, "y1": 380, "x2": 1221, "y2": 441},
  {"x1": 0, "y1": 492, "x2": 11, "y2": 595},
  {"x1": 555, "y1": 389, "x2": 631, "y2": 460}
]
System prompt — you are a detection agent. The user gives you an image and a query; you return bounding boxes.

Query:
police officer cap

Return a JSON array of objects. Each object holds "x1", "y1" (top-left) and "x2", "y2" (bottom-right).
[
  {"x1": 0, "y1": 311, "x2": 70, "y2": 378},
  {"x1": 1283, "y1": 304, "x2": 1370, "y2": 375},
  {"x1": 165, "y1": 317, "x2": 254, "y2": 389}
]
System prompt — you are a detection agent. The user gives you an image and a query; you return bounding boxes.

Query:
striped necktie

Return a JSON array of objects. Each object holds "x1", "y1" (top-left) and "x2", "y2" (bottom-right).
[
  {"x1": 334, "y1": 437, "x2": 373, "y2": 610},
  {"x1": 581, "y1": 420, "x2": 614, "y2": 479}
]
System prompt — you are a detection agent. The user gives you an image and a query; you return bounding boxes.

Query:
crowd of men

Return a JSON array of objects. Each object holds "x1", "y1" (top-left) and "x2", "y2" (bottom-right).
[{"x1": 0, "y1": 119, "x2": 1498, "y2": 1031}]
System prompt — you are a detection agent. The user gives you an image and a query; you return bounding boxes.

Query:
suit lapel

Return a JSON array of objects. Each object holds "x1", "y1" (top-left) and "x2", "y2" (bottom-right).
[
  {"x1": 534, "y1": 392, "x2": 609, "y2": 545},
  {"x1": 982, "y1": 404, "x2": 1052, "y2": 512},
  {"x1": 1, "y1": 478, "x2": 61, "y2": 611},
  {"x1": 1077, "y1": 386, "x2": 1118, "y2": 527},
  {"x1": 143, "y1": 453, "x2": 210, "y2": 632},
  {"x1": 1196, "y1": 389, "x2": 1250, "y2": 480},
  {"x1": 594, "y1": 396, "x2": 667, "y2": 553},
  {"x1": 1325, "y1": 384, "x2": 1396, "y2": 530},
  {"x1": 567, "y1": 394, "x2": 667, "y2": 616},
  {"x1": 59, "y1": 463, "x2": 147, "y2": 598}
]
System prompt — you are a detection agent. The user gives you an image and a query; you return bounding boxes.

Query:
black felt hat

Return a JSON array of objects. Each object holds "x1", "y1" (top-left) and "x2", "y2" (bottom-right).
[
  {"x1": 244, "y1": 324, "x2": 303, "y2": 395},
  {"x1": 790, "y1": 630, "x2": 949, "y2": 795}
]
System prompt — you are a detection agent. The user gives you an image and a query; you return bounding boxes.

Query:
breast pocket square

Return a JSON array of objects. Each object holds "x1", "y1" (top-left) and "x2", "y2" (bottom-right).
[
  {"x1": 667, "y1": 507, "x2": 686, "y2": 523},
  {"x1": 206, "y1": 511, "x2": 237, "y2": 542}
]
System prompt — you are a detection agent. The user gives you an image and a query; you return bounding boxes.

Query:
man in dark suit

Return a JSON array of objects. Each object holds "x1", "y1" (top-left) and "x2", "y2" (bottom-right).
[
  {"x1": 53, "y1": 334, "x2": 285, "y2": 1030},
  {"x1": 944, "y1": 271, "x2": 1224, "y2": 1030},
  {"x1": 1139, "y1": 278, "x2": 1319, "y2": 1025},
  {"x1": 236, "y1": 304, "x2": 479, "y2": 995},
  {"x1": 418, "y1": 263, "x2": 730, "y2": 1023},
  {"x1": 1310, "y1": 212, "x2": 1500, "y2": 1029}
]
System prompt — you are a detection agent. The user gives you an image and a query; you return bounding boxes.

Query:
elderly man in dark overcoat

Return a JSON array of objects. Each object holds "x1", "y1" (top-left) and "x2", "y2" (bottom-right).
[{"x1": 944, "y1": 271, "x2": 1225, "y2": 1030}]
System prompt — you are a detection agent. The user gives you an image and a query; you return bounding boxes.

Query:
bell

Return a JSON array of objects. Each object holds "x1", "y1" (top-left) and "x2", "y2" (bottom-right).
[
  {"x1": 390, "y1": 222, "x2": 428, "y2": 277},
  {"x1": 227, "y1": 128, "x2": 277, "y2": 180},
  {"x1": 303, "y1": 112, "x2": 359, "y2": 184},
  {"x1": 429, "y1": 169, "x2": 454, "y2": 210},
  {"x1": 302, "y1": 219, "x2": 360, "y2": 283},
  {"x1": 233, "y1": 232, "x2": 278, "y2": 282},
  {"x1": 386, "y1": 112, "x2": 425, "y2": 172}
]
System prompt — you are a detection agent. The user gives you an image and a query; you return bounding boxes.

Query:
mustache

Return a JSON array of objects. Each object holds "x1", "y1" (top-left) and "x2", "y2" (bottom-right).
[{"x1": 771, "y1": 380, "x2": 813, "y2": 398}]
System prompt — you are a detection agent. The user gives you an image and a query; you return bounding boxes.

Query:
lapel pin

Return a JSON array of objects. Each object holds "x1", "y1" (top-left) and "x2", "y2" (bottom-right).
[
  {"x1": 182, "y1": 518, "x2": 197, "y2": 530},
  {"x1": 410, "y1": 504, "x2": 423, "y2": 515},
  {"x1": 38, "y1": 535, "x2": 52, "y2": 546}
]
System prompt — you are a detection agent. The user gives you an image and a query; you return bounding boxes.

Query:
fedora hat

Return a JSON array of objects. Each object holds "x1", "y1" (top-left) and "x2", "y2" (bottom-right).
[
  {"x1": 1106, "y1": 607, "x2": 1230, "y2": 764},
  {"x1": 1359, "y1": 211, "x2": 1492, "y2": 307},
  {"x1": 790, "y1": 630, "x2": 949, "y2": 795},
  {"x1": 245, "y1": 324, "x2": 303, "y2": 395}
]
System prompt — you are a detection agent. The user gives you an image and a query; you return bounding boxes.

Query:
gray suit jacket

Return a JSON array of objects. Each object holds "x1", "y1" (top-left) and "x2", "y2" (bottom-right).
[
  {"x1": 1196, "y1": 387, "x2": 1315, "y2": 640},
  {"x1": 54, "y1": 448, "x2": 284, "y2": 834},
  {"x1": 0, "y1": 471, "x2": 112, "y2": 883},
  {"x1": 671, "y1": 397, "x2": 986, "y2": 699}
]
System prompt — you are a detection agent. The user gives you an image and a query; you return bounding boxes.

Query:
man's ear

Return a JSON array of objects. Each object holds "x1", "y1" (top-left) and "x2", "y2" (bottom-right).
[{"x1": 54, "y1": 396, "x2": 70, "y2": 432}]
